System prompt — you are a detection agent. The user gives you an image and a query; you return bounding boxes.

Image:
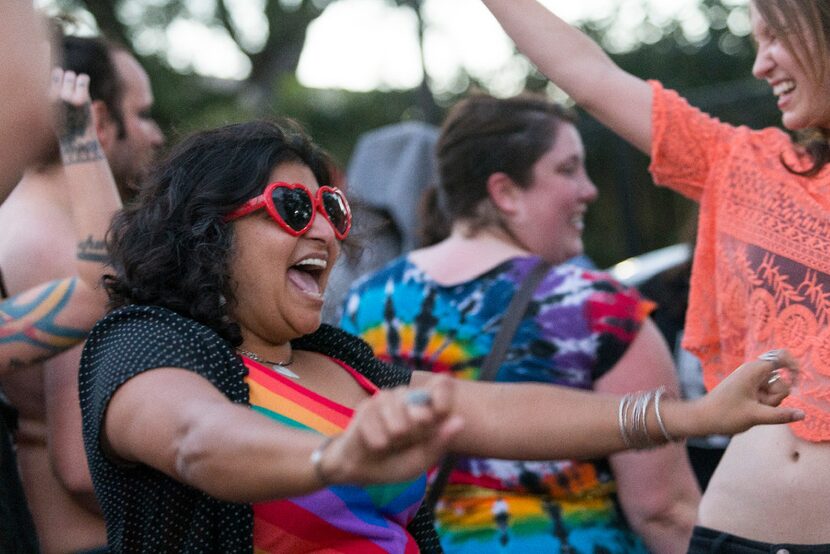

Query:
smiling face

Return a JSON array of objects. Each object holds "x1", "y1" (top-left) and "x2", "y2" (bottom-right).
[
  {"x1": 506, "y1": 123, "x2": 598, "y2": 264},
  {"x1": 228, "y1": 161, "x2": 340, "y2": 350},
  {"x1": 751, "y1": 3, "x2": 830, "y2": 131}
]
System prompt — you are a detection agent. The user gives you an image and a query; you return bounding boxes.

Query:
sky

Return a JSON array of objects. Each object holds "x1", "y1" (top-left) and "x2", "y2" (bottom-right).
[
  {"x1": 40, "y1": 0, "x2": 751, "y2": 94},
  {"x1": 294, "y1": 0, "x2": 741, "y2": 94}
]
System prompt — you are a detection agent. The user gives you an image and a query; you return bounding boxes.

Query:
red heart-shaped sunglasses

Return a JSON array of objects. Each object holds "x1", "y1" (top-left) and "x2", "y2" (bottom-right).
[{"x1": 224, "y1": 182, "x2": 351, "y2": 240}]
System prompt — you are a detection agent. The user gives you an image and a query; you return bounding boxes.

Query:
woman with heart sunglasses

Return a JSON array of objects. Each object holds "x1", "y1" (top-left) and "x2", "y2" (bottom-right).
[{"x1": 78, "y1": 118, "x2": 803, "y2": 553}]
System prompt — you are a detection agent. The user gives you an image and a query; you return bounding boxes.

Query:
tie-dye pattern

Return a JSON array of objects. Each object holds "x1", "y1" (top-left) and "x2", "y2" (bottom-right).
[
  {"x1": 242, "y1": 355, "x2": 425, "y2": 553},
  {"x1": 341, "y1": 256, "x2": 653, "y2": 553}
]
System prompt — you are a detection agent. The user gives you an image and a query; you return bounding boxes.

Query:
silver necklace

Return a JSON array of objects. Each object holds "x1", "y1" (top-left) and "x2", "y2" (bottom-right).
[{"x1": 237, "y1": 348, "x2": 300, "y2": 379}]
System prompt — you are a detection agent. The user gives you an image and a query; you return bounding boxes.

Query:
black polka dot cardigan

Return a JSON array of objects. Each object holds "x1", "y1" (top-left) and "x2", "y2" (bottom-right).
[{"x1": 79, "y1": 304, "x2": 442, "y2": 553}]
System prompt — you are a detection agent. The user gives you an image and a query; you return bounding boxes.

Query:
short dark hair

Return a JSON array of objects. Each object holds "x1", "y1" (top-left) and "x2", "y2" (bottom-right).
[
  {"x1": 62, "y1": 35, "x2": 126, "y2": 138},
  {"x1": 435, "y1": 92, "x2": 575, "y2": 233},
  {"x1": 104, "y1": 119, "x2": 334, "y2": 345}
]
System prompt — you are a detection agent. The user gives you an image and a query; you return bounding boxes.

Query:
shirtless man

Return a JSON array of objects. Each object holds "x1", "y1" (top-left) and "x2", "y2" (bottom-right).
[{"x1": 0, "y1": 36, "x2": 163, "y2": 553}]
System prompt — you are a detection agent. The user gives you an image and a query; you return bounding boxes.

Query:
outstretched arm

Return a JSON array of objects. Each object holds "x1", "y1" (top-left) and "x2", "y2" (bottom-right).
[
  {"x1": 0, "y1": 71, "x2": 121, "y2": 374},
  {"x1": 103, "y1": 368, "x2": 463, "y2": 502},
  {"x1": 482, "y1": 0, "x2": 653, "y2": 153},
  {"x1": 102, "y1": 349, "x2": 798, "y2": 502},
  {"x1": 412, "y1": 349, "x2": 801, "y2": 461}
]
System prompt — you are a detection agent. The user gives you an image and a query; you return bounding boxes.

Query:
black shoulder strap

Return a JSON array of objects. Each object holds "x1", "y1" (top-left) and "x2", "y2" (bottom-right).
[
  {"x1": 0, "y1": 267, "x2": 7, "y2": 300},
  {"x1": 424, "y1": 259, "x2": 552, "y2": 510}
]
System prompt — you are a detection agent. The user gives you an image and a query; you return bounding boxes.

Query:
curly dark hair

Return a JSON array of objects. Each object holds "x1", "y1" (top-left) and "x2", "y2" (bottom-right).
[
  {"x1": 434, "y1": 92, "x2": 575, "y2": 234},
  {"x1": 104, "y1": 119, "x2": 334, "y2": 345}
]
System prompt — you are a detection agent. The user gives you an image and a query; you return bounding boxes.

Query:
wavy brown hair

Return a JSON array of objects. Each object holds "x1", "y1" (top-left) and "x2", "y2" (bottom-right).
[{"x1": 433, "y1": 92, "x2": 575, "y2": 235}]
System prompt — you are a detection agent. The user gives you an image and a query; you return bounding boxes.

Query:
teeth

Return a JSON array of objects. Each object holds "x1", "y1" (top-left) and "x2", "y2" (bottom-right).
[
  {"x1": 294, "y1": 258, "x2": 327, "y2": 270},
  {"x1": 773, "y1": 80, "x2": 796, "y2": 96}
]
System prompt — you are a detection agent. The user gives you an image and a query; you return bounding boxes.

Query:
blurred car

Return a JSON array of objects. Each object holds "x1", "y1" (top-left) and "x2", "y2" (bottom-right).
[{"x1": 606, "y1": 243, "x2": 691, "y2": 287}]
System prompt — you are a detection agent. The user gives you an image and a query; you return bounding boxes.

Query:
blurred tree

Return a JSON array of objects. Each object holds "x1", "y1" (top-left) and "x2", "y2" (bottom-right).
[
  {"x1": 52, "y1": 0, "x2": 334, "y2": 115},
  {"x1": 52, "y1": 0, "x2": 438, "y2": 119}
]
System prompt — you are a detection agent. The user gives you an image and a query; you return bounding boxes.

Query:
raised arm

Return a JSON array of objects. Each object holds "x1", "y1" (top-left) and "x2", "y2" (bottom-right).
[
  {"x1": 0, "y1": 71, "x2": 121, "y2": 373},
  {"x1": 482, "y1": 0, "x2": 653, "y2": 153},
  {"x1": 0, "y1": 0, "x2": 52, "y2": 201},
  {"x1": 57, "y1": 70, "x2": 121, "y2": 288}
]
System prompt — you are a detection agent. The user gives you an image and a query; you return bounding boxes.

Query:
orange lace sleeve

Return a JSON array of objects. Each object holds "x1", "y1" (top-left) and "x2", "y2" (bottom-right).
[{"x1": 648, "y1": 80, "x2": 738, "y2": 202}]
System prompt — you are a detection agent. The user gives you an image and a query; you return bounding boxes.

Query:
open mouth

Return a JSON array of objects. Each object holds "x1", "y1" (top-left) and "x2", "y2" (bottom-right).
[
  {"x1": 772, "y1": 80, "x2": 797, "y2": 109},
  {"x1": 287, "y1": 257, "x2": 327, "y2": 298},
  {"x1": 570, "y1": 213, "x2": 585, "y2": 232},
  {"x1": 772, "y1": 80, "x2": 796, "y2": 97}
]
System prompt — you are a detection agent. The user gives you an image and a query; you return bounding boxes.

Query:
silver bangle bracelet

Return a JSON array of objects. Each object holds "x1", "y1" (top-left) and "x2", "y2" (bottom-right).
[
  {"x1": 654, "y1": 387, "x2": 678, "y2": 443},
  {"x1": 634, "y1": 390, "x2": 656, "y2": 449},
  {"x1": 310, "y1": 435, "x2": 335, "y2": 486},
  {"x1": 618, "y1": 389, "x2": 671, "y2": 450},
  {"x1": 618, "y1": 393, "x2": 634, "y2": 448}
]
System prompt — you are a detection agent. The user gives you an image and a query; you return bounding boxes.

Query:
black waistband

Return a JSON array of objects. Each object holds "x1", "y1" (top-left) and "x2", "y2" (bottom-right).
[
  {"x1": 692, "y1": 525, "x2": 830, "y2": 553},
  {"x1": 0, "y1": 393, "x2": 17, "y2": 432}
]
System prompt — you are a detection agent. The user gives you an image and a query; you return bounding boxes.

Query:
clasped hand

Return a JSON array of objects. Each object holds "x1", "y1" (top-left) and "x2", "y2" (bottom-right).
[{"x1": 318, "y1": 374, "x2": 464, "y2": 486}]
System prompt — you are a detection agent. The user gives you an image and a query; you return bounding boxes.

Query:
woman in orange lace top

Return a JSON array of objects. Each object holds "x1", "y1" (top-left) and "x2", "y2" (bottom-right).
[{"x1": 482, "y1": 0, "x2": 830, "y2": 552}]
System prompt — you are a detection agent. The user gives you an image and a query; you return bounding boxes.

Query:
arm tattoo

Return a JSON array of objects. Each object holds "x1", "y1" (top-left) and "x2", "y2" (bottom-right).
[
  {"x1": 62, "y1": 100, "x2": 90, "y2": 142},
  {"x1": 58, "y1": 101, "x2": 104, "y2": 165},
  {"x1": 8, "y1": 357, "x2": 29, "y2": 371},
  {"x1": 61, "y1": 140, "x2": 104, "y2": 165},
  {"x1": 0, "y1": 278, "x2": 88, "y2": 354},
  {"x1": 77, "y1": 235, "x2": 110, "y2": 263}
]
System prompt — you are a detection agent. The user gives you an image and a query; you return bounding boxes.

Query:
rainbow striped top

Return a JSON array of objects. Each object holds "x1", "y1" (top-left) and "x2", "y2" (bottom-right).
[{"x1": 242, "y1": 355, "x2": 426, "y2": 553}]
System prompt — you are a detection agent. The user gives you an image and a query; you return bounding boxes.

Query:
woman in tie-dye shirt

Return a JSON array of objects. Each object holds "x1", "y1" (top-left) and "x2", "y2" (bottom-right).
[{"x1": 341, "y1": 93, "x2": 701, "y2": 554}]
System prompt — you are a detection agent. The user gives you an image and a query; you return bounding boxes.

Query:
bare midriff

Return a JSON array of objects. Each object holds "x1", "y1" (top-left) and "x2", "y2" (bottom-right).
[{"x1": 699, "y1": 424, "x2": 830, "y2": 543}]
